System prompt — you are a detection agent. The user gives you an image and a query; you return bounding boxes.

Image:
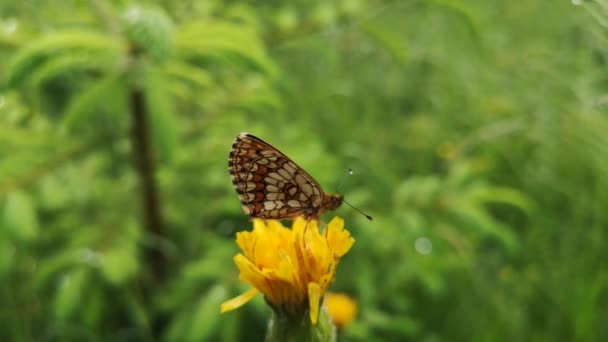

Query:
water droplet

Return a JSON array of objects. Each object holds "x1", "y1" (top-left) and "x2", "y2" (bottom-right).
[
  {"x1": 3, "y1": 18, "x2": 17, "y2": 34},
  {"x1": 415, "y1": 237, "x2": 432, "y2": 255},
  {"x1": 78, "y1": 248, "x2": 103, "y2": 267}
]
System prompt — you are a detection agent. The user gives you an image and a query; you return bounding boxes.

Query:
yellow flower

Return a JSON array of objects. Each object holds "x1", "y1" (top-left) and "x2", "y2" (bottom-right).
[
  {"x1": 324, "y1": 292, "x2": 357, "y2": 328},
  {"x1": 220, "y1": 216, "x2": 354, "y2": 324}
]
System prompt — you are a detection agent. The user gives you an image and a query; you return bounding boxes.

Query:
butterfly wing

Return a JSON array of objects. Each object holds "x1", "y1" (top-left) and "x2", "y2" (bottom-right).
[{"x1": 228, "y1": 132, "x2": 326, "y2": 219}]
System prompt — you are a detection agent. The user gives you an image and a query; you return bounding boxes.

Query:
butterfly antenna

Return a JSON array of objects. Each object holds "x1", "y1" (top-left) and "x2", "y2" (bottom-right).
[
  {"x1": 335, "y1": 168, "x2": 373, "y2": 221},
  {"x1": 343, "y1": 199, "x2": 373, "y2": 221}
]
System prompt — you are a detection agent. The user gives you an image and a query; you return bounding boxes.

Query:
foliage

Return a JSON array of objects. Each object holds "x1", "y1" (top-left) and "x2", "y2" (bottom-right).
[{"x1": 1, "y1": 0, "x2": 607, "y2": 341}]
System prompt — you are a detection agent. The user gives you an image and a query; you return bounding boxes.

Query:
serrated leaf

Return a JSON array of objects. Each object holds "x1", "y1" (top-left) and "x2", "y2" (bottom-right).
[
  {"x1": 176, "y1": 21, "x2": 278, "y2": 78},
  {"x1": 28, "y1": 52, "x2": 118, "y2": 88},
  {"x1": 61, "y1": 73, "x2": 125, "y2": 132},
  {"x1": 237, "y1": 78, "x2": 283, "y2": 112},
  {"x1": 5, "y1": 30, "x2": 122, "y2": 88},
  {"x1": 164, "y1": 61, "x2": 214, "y2": 89}
]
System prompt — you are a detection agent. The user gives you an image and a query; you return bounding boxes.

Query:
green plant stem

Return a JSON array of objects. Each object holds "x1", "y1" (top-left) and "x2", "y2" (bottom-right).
[
  {"x1": 266, "y1": 307, "x2": 335, "y2": 342},
  {"x1": 129, "y1": 85, "x2": 167, "y2": 283}
]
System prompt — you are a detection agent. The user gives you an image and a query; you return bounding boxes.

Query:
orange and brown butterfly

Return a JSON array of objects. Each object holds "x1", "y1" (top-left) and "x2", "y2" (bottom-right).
[{"x1": 228, "y1": 132, "x2": 346, "y2": 221}]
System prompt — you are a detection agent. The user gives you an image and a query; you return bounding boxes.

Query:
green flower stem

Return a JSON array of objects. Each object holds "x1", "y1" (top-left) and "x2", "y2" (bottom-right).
[{"x1": 266, "y1": 307, "x2": 335, "y2": 342}]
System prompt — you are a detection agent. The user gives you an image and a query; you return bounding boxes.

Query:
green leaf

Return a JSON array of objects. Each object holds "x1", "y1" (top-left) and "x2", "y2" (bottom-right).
[
  {"x1": 164, "y1": 61, "x2": 214, "y2": 89},
  {"x1": 449, "y1": 203, "x2": 518, "y2": 252},
  {"x1": 182, "y1": 258, "x2": 230, "y2": 282},
  {"x1": 101, "y1": 246, "x2": 138, "y2": 285},
  {"x1": 0, "y1": 239, "x2": 15, "y2": 277},
  {"x1": 236, "y1": 76, "x2": 283, "y2": 112},
  {"x1": 363, "y1": 23, "x2": 408, "y2": 65},
  {"x1": 187, "y1": 284, "x2": 228, "y2": 341},
  {"x1": 54, "y1": 268, "x2": 88, "y2": 320},
  {"x1": 2, "y1": 190, "x2": 39, "y2": 242},
  {"x1": 33, "y1": 249, "x2": 80, "y2": 290},
  {"x1": 176, "y1": 21, "x2": 278, "y2": 78},
  {"x1": 165, "y1": 307, "x2": 191, "y2": 341},
  {"x1": 394, "y1": 176, "x2": 441, "y2": 206},
  {"x1": 5, "y1": 30, "x2": 122, "y2": 88},
  {"x1": 123, "y1": 290, "x2": 150, "y2": 329},
  {"x1": 365, "y1": 309, "x2": 419, "y2": 337},
  {"x1": 61, "y1": 73, "x2": 125, "y2": 132},
  {"x1": 28, "y1": 52, "x2": 118, "y2": 87},
  {"x1": 219, "y1": 310, "x2": 240, "y2": 341},
  {"x1": 428, "y1": 0, "x2": 483, "y2": 51},
  {"x1": 473, "y1": 186, "x2": 534, "y2": 214}
]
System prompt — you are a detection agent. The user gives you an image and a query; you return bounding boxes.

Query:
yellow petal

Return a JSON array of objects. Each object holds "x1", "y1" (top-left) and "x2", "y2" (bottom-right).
[
  {"x1": 326, "y1": 217, "x2": 355, "y2": 256},
  {"x1": 324, "y1": 292, "x2": 357, "y2": 328},
  {"x1": 308, "y1": 282, "x2": 321, "y2": 324},
  {"x1": 292, "y1": 216, "x2": 307, "y2": 231},
  {"x1": 235, "y1": 231, "x2": 256, "y2": 258},
  {"x1": 234, "y1": 254, "x2": 272, "y2": 293},
  {"x1": 220, "y1": 287, "x2": 260, "y2": 313},
  {"x1": 266, "y1": 219, "x2": 285, "y2": 232},
  {"x1": 252, "y1": 218, "x2": 268, "y2": 231}
]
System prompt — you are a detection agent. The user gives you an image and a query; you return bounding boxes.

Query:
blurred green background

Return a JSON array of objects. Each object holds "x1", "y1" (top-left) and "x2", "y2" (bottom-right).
[{"x1": 1, "y1": 0, "x2": 607, "y2": 341}]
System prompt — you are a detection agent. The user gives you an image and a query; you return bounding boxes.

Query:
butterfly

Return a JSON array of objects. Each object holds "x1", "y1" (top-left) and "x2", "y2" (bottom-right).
[{"x1": 228, "y1": 133, "x2": 345, "y2": 221}]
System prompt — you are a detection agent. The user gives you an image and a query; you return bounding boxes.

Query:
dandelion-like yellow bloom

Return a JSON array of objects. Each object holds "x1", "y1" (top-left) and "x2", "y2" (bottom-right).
[
  {"x1": 324, "y1": 292, "x2": 357, "y2": 328},
  {"x1": 220, "y1": 216, "x2": 354, "y2": 324}
]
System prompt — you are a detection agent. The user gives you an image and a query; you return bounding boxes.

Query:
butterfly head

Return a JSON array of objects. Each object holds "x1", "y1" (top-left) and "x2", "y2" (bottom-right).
[{"x1": 326, "y1": 193, "x2": 344, "y2": 211}]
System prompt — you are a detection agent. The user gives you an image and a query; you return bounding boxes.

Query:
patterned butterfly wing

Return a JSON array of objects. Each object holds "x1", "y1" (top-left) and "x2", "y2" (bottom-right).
[{"x1": 228, "y1": 133, "x2": 343, "y2": 220}]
